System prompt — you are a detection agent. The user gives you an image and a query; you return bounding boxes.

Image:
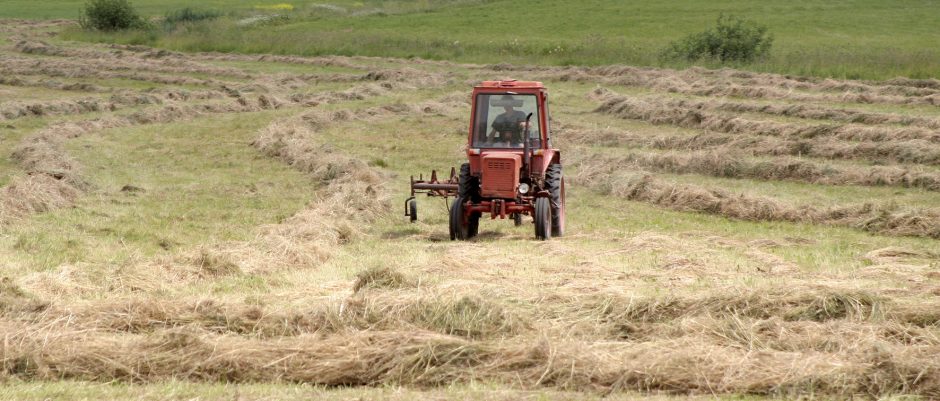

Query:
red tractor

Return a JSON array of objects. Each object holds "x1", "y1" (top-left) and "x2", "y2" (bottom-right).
[{"x1": 406, "y1": 80, "x2": 565, "y2": 240}]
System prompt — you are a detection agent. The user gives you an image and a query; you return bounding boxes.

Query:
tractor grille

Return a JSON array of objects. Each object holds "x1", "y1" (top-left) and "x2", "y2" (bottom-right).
[{"x1": 483, "y1": 158, "x2": 516, "y2": 195}]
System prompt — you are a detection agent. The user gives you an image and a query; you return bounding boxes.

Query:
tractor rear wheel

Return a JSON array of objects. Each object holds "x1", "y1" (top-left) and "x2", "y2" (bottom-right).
[
  {"x1": 545, "y1": 164, "x2": 565, "y2": 237},
  {"x1": 449, "y1": 196, "x2": 479, "y2": 240},
  {"x1": 534, "y1": 197, "x2": 552, "y2": 240}
]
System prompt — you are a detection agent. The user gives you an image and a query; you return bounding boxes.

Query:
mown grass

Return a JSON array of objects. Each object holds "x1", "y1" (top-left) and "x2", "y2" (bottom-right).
[
  {"x1": 0, "y1": 109, "x2": 315, "y2": 271},
  {"x1": 46, "y1": 0, "x2": 940, "y2": 80},
  {"x1": 2, "y1": 17, "x2": 940, "y2": 399}
]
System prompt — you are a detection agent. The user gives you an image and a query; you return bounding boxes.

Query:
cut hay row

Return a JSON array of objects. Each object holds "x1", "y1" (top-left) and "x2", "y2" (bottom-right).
[
  {"x1": 0, "y1": 19, "x2": 74, "y2": 34},
  {"x1": 638, "y1": 94, "x2": 940, "y2": 131},
  {"x1": 0, "y1": 325, "x2": 936, "y2": 397},
  {"x1": 556, "y1": 122, "x2": 940, "y2": 191},
  {"x1": 106, "y1": 43, "x2": 363, "y2": 70},
  {"x1": 0, "y1": 75, "x2": 107, "y2": 93},
  {"x1": 0, "y1": 89, "x2": 227, "y2": 120},
  {"x1": 592, "y1": 65, "x2": 940, "y2": 97},
  {"x1": 572, "y1": 155, "x2": 940, "y2": 239},
  {"x1": 541, "y1": 68, "x2": 940, "y2": 107},
  {"x1": 10, "y1": 279, "x2": 940, "y2": 341},
  {"x1": 12, "y1": 40, "x2": 257, "y2": 80},
  {"x1": 106, "y1": 42, "x2": 469, "y2": 70},
  {"x1": 563, "y1": 120, "x2": 940, "y2": 173},
  {"x1": 10, "y1": 41, "x2": 453, "y2": 92},
  {"x1": 572, "y1": 146, "x2": 940, "y2": 192},
  {"x1": 664, "y1": 80, "x2": 940, "y2": 107},
  {"x1": 593, "y1": 89, "x2": 940, "y2": 144},
  {"x1": 3, "y1": 278, "x2": 940, "y2": 397},
  {"x1": 0, "y1": 55, "x2": 450, "y2": 100},
  {"x1": 530, "y1": 64, "x2": 940, "y2": 105},
  {"x1": 592, "y1": 92, "x2": 940, "y2": 166},
  {"x1": 0, "y1": 58, "x2": 226, "y2": 89},
  {"x1": 504, "y1": 62, "x2": 940, "y2": 93}
]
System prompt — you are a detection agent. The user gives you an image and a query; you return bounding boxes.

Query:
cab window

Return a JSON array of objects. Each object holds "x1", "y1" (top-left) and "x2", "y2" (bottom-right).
[{"x1": 472, "y1": 94, "x2": 540, "y2": 148}]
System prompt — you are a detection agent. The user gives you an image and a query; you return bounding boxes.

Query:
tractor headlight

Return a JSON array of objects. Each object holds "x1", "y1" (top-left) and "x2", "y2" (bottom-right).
[{"x1": 518, "y1": 183, "x2": 530, "y2": 194}]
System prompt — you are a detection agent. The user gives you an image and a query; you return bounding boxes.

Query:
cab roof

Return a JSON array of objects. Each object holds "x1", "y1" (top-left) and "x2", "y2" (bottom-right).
[{"x1": 475, "y1": 80, "x2": 544, "y2": 90}]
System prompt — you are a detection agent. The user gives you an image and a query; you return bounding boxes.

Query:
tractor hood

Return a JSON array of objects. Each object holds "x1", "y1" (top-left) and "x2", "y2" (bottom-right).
[{"x1": 480, "y1": 153, "x2": 521, "y2": 199}]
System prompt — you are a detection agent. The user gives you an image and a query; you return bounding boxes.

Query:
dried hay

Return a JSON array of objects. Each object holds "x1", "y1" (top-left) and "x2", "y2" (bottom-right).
[
  {"x1": 594, "y1": 93, "x2": 940, "y2": 165},
  {"x1": 572, "y1": 156, "x2": 940, "y2": 239},
  {"x1": 578, "y1": 147, "x2": 940, "y2": 192}
]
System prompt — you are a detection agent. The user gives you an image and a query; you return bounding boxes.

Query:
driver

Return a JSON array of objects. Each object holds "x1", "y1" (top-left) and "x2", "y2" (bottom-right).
[{"x1": 487, "y1": 94, "x2": 527, "y2": 147}]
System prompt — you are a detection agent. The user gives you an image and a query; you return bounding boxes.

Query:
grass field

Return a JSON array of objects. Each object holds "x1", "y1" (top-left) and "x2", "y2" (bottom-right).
[
  {"x1": 26, "y1": 0, "x2": 939, "y2": 80},
  {"x1": 1, "y1": 4, "x2": 940, "y2": 401}
]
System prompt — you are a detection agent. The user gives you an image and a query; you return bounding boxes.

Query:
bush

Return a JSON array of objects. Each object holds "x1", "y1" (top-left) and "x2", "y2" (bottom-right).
[
  {"x1": 661, "y1": 14, "x2": 773, "y2": 63},
  {"x1": 79, "y1": 0, "x2": 147, "y2": 31},
  {"x1": 163, "y1": 8, "x2": 222, "y2": 30}
]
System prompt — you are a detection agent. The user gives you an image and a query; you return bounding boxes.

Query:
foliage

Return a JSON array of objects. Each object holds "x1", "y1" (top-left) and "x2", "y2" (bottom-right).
[
  {"x1": 78, "y1": 0, "x2": 148, "y2": 31},
  {"x1": 163, "y1": 7, "x2": 222, "y2": 30},
  {"x1": 661, "y1": 14, "x2": 773, "y2": 63}
]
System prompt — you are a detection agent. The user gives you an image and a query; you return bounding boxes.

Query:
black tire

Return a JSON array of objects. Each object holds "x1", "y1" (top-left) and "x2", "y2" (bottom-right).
[
  {"x1": 450, "y1": 196, "x2": 478, "y2": 240},
  {"x1": 408, "y1": 199, "x2": 417, "y2": 222},
  {"x1": 545, "y1": 164, "x2": 565, "y2": 237},
  {"x1": 512, "y1": 212, "x2": 522, "y2": 226},
  {"x1": 468, "y1": 211, "x2": 480, "y2": 238},
  {"x1": 457, "y1": 163, "x2": 481, "y2": 238},
  {"x1": 458, "y1": 163, "x2": 480, "y2": 201},
  {"x1": 534, "y1": 197, "x2": 552, "y2": 240}
]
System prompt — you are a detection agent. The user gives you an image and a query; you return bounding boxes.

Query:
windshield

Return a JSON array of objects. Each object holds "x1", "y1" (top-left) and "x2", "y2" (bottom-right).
[{"x1": 472, "y1": 94, "x2": 541, "y2": 148}]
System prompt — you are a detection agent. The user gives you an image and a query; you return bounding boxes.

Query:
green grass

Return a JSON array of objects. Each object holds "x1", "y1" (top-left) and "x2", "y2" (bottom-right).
[
  {"x1": 0, "y1": 0, "x2": 480, "y2": 20},
  {"x1": 41, "y1": 0, "x2": 940, "y2": 80}
]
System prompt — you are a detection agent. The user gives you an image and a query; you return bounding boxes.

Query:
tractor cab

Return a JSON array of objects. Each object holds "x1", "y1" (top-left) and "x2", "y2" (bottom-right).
[
  {"x1": 406, "y1": 80, "x2": 565, "y2": 240},
  {"x1": 466, "y1": 81, "x2": 557, "y2": 200}
]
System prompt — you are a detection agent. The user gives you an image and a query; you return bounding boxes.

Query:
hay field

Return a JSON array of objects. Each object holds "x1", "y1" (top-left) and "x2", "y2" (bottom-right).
[{"x1": 1, "y1": 19, "x2": 940, "y2": 400}]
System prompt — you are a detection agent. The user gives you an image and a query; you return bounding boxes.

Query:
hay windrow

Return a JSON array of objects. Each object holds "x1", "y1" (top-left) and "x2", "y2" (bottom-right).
[
  {"x1": 593, "y1": 91, "x2": 940, "y2": 144},
  {"x1": 3, "y1": 281, "x2": 940, "y2": 397},
  {"x1": 592, "y1": 92, "x2": 940, "y2": 165},
  {"x1": 672, "y1": 96, "x2": 940, "y2": 130},
  {"x1": 538, "y1": 65, "x2": 940, "y2": 106},
  {"x1": 2, "y1": 322, "x2": 939, "y2": 397},
  {"x1": 569, "y1": 145, "x2": 940, "y2": 192},
  {"x1": 11, "y1": 41, "x2": 257, "y2": 80},
  {"x1": 572, "y1": 154, "x2": 940, "y2": 239}
]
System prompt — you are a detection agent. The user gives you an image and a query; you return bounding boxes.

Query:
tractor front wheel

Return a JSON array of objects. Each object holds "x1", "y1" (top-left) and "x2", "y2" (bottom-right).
[
  {"x1": 449, "y1": 196, "x2": 479, "y2": 240},
  {"x1": 534, "y1": 197, "x2": 552, "y2": 240}
]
